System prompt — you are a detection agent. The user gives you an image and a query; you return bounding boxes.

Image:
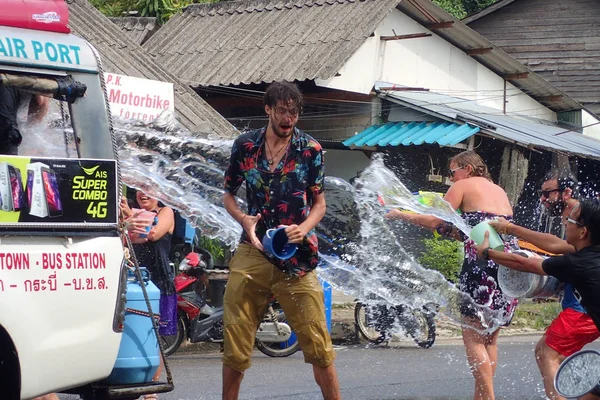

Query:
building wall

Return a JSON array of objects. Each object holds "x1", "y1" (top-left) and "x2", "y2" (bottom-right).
[
  {"x1": 298, "y1": 100, "x2": 373, "y2": 142},
  {"x1": 316, "y1": 9, "x2": 556, "y2": 122},
  {"x1": 467, "y1": 0, "x2": 600, "y2": 119}
]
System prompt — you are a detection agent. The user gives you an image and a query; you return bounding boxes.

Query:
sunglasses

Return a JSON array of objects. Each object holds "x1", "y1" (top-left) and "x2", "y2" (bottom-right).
[
  {"x1": 565, "y1": 217, "x2": 585, "y2": 227},
  {"x1": 449, "y1": 166, "x2": 464, "y2": 176},
  {"x1": 273, "y1": 106, "x2": 300, "y2": 118},
  {"x1": 538, "y1": 188, "x2": 560, "y2": 198}
]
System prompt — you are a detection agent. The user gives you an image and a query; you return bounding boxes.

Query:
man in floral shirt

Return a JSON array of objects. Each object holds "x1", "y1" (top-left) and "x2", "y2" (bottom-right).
[{"x1": 222, "y1": 82, "x2": 340, "y2": 400}]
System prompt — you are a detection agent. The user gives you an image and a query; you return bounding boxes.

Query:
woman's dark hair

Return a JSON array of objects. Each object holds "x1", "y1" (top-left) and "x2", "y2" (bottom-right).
[
  {"x1": 578, "y1": 198, "x2": 600, "y2": 245},
  {"x1": 263, "y1": 82, "x2": 303, "y2": 113},
  {"x1": 449, "y1": 150, "x2": 492, "y2": 181}
]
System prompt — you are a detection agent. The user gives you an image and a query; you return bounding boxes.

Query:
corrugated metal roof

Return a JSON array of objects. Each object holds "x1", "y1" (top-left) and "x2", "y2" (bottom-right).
[
  {"x1": 68, "y1": 0, "x2": 237, "y2": 138},
  {"x1": 396, "y1": 0, "x2": 582, "y2": 113},
  {"x1": 343, "y1": 121, "x2": 480, "y2": 147},
  {"x1": 108, "y1": 17, "x2": 159, "y2": 46},
  {"x1": 374, "y1": 82, "x2": 600, "y2": 160},
  {"x1": 143, "y1": 0, "x2": 400, "y2": 86},
  {"x1": 143, "y1": 0, "x2": 583, "y2": 114}
]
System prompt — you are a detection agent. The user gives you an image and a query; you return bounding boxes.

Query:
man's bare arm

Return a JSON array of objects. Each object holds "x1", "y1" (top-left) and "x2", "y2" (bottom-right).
[
  {"x1": 487, "y1": 248, "x2": 547, "y2": 275},
  {"x1": 223, "y1": 191, "x2": 245, "y2": 223},
  {"x1": 491, "y1": 218, "x2": 575, "y2": 254},
  {"x1": 224, "y1": 191, "x2": 263, "y2": 250},
  {"x1": 27, "y1": 95, "x2": 49, "y2": 124}
]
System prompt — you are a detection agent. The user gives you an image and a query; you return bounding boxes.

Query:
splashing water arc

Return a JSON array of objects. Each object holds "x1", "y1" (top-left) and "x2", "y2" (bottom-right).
[
  {"x1": 23, "y1": 115, "x2": 513, "y2": 332},
  {"x1": 114, "y1": 118, "x2": 243, "y2": 248},
  {"x1": 317, "y1": 155, "x2": 512, "y2": 332}
]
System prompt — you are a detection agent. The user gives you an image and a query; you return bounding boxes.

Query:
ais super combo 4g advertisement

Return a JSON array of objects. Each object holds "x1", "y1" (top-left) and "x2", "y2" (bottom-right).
[{"x1": 0, "y1": 156, "x2": 118, "y2": 226}]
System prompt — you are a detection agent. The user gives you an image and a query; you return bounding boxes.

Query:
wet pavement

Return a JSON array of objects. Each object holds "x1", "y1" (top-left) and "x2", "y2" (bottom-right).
[{"x1": 57, "y1": 335, "x2": 600, "y2": 399}]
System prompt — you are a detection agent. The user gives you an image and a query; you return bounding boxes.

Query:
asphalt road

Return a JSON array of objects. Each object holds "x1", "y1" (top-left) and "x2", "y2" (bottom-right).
[{"x1": 57, "y1": 335, "x2": 600, "y2": 400}]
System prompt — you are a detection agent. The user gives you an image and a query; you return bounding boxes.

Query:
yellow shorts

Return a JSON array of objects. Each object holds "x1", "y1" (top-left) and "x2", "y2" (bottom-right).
[{"x1": 222, "y1": 244, "x2": 335, "y2": 372}]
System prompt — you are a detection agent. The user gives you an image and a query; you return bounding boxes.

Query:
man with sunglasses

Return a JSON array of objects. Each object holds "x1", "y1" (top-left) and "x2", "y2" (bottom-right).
[
  {"x1": 538, "y1": 169, "x2": 579, "y2": 222},
  {"x1": 222, "y1": 82, "x2": 340, "y2": 400},
  {"x1": 488, "y1": 169, "x2": 597, "y2": 400}
]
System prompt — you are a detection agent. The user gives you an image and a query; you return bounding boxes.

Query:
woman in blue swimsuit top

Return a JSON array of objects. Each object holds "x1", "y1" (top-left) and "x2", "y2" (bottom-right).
[{"x1": 386, "y1": 150, "x2": 518, "y2": 400}]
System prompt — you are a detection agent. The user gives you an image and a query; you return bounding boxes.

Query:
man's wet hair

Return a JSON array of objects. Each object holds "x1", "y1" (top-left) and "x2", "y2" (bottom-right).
[
  {"x1": 264, "y1": 82, "x2": 303, "y2": 113},
  {"x1": 578, "y1": 198, "x2": 600, "y2": 245},
  {"x1": 544, "y1": 168, "x2": 579, "y2": 198}
]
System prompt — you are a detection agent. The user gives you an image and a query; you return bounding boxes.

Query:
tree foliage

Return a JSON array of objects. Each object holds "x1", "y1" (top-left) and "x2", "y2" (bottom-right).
[
  {"x1": 92, "y1": 0, "x2": 497, "y2": 23},
  {"x1": 418, "y1": 238, "x2": 463, "y2": 283},
  {"x1": 90, "y1": 0, "x2": 223, "y2": 24},
  {"x1": 432, "y1": 0, "x2": 467, "y2": 19},
  {"x1": 433, "y1": 0, "x2": 497, "y2": 19}
]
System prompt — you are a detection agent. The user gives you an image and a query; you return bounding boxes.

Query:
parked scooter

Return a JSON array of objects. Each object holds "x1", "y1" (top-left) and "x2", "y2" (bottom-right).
[
  {"x1": 354, "y1": 300, "x2": 437, "y2": 348},
  {"x1": 160, "y1": 251, "x2": 299, "y2": 357}
]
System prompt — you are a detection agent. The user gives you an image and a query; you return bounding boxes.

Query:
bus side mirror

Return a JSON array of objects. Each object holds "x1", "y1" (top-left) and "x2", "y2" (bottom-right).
[{"x1": 555, "y1": 349, "x2": 600, "y2": 399}]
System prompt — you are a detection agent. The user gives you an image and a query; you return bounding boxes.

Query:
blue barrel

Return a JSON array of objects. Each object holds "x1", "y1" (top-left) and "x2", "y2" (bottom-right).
[
  {"x1": 321, "y1": 279, "x2": 332, "y2": 333},
  {"x1": 279, "y1": 278, "x2": 332, "y2": 349},
  {"x1": 107, "y1": 268, "x2": 160, "y2": 384}
]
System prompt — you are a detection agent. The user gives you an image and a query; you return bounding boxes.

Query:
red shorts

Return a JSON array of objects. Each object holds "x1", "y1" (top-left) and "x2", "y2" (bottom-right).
[{"x1": 545, "y1": 308, "x2": 600, "y2": 357}]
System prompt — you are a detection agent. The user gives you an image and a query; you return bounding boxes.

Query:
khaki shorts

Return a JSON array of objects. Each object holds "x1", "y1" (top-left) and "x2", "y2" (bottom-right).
[{"x1": 222, "y1": 244, "x2": 335, "y2": 372}]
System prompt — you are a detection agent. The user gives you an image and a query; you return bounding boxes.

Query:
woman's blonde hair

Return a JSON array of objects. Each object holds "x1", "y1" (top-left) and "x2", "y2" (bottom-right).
[{"x1": 449, "y1": 151, "x2": 492, "y2": 181}]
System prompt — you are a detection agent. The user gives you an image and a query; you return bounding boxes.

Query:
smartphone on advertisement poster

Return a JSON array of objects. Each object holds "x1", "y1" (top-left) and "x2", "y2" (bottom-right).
[
  {"x1": 7, "y1": 165, "x2": 25, "y2": 212},
  {"x1": 41, "y1": 168, "x2": 63, "y2": 217},
  {"x1": 26, "y1": 169, "x2": 34, "y2": 213}
]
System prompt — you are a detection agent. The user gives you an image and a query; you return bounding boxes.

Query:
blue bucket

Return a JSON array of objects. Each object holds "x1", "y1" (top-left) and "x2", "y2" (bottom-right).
[
  {"x1": 107, "y1": 268, "x2": 160, "y2": 384},
  {"x1": 262, "y1": 227, "x2": 297, "y2": 260}
]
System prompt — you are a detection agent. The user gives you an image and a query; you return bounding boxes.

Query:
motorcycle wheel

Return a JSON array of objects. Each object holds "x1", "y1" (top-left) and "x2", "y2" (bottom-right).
[
  {"x1": 354, "y1": 302, "x2": 387, "y2": 344},
  {"x1": 160, "y1": 311, "x2": 187, "y2": 357},
  {"x1": 409, "y1": 308, "x2": 436, "y2": 349},
  {"x1": 256, "y1": 311, "x2": 300, "y2": 358}
]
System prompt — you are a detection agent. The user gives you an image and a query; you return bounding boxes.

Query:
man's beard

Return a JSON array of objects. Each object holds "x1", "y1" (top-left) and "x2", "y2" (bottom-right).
[
  {"x1": 545, "y1": 199, "x2": 566, "y2": 217},
  {"x1": 272, "y1": 123, "x2": 294, "y2": 138}
]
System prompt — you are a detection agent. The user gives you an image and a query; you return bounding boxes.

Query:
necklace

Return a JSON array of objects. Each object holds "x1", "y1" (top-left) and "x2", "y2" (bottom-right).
[{"x1": 265, "y1": 138, "x2": 291, "y2": 166}]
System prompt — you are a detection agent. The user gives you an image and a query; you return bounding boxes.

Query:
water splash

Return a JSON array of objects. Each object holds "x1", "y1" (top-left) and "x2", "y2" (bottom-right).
[
  {"x1": 317, "y1": 172, "x2": 511, "y2": 332},
  {"x1": 114, "y1": 118, "x2": 243, "y2": 248},
  {"x1": 25, "y1": 115, "x2": 511, "y2": 332},
  {"x1": 358, "y1": 154, "x2": 472, "y2": 236}
]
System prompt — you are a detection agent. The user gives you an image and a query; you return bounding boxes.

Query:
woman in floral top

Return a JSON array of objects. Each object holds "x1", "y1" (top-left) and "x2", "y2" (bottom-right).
[{"x1": 386, "y1": 150, "x2": 518, "y2": 400}]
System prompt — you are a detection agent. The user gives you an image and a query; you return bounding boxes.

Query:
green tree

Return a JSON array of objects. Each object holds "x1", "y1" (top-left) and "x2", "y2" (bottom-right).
[
  {"x1": 90, "y1": 0, "x2": 138, "y2": 17},
  {"x1": 462, "y1": 0, "x2": 497, "y2": 14},
  {"x1": 418, "y1": 237, "x2": 463, "y2": 283},
  {"x1": 90, "y1": 0, "x2": 225, "y2": 23},
  {"x1": 433, "y1": 0, "x2": 498, "y2": 19},
  {"x1": 92, "y1": 0, "x2": 496, "y2": 24},
  {"x1": 433, "y1": 0, "x2": 467, "y2": 19}
]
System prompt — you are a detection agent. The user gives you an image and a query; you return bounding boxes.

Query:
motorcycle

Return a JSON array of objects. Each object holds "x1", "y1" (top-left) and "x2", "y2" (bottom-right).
[
  {"x1": 354, "y1": 300, "x2": 437, "y2": 348},
  {"x1": 160, "y1": 250, "x2": 300, "y2": 357}
]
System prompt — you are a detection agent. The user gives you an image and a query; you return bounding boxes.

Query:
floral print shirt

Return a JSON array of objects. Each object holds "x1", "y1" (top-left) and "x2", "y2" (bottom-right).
[{"x1": 224, "y1": 127, "x2": 325, "y2": 276}]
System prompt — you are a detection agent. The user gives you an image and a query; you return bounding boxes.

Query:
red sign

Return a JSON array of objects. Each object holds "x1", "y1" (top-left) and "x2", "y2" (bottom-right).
[{"x1": 0, "y1": 0, "x2": 70, "y2": 34}]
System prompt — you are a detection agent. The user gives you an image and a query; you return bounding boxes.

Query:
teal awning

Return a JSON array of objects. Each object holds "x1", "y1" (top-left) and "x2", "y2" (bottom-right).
[{"x1": 342, "y1": 121, "x2": 480, "y2": 148}]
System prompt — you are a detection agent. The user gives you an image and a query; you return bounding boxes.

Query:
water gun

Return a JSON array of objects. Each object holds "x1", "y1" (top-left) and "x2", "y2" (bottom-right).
[{"x1": 517, "y1": 240, "x2": 558, "y2": 256}]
